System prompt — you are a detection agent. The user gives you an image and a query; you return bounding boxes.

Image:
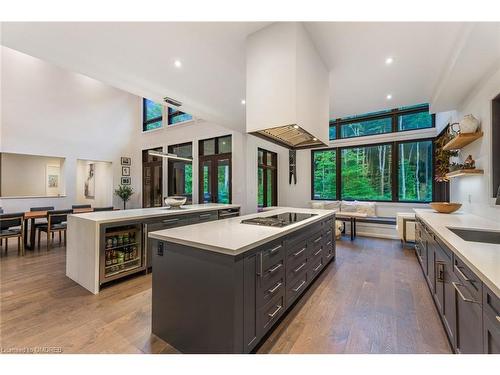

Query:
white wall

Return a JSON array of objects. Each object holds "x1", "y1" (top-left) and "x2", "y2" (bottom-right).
[
  {"x1": 437, "y1": 65, "x2": 500, "y2": 221},
  {"x1": 0, "y1": 46, "x2": 141, "y2": 213}
]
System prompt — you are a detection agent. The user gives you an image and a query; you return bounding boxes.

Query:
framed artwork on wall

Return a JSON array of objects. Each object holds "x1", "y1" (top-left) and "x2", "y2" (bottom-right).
[
  {"x1": 121, "y1": 157, "x2": 131, "y2": 166},
  {"x1": 121, "y1": 177, "x2": 131, "y2": 185},
  {"x1": 122, "y1": 166, "x2": 130, "y2": 176},
  {"x1": 84, "y1": 163, "x2": 95, "y2": 199}
]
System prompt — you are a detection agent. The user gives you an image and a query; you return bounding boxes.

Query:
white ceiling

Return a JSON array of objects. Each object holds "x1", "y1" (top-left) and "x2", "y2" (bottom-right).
[{"x1": 2, "y1": 22, "x2": 499, "y2": 131}]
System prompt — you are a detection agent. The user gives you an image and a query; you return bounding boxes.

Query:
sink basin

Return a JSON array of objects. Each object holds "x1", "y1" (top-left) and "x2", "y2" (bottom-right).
[{"x1": 447, "y1": 227, "x2": 500, "y2": 245}]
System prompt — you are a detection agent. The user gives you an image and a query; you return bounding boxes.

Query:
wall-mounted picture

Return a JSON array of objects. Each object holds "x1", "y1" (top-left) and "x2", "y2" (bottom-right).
[
  {"x1": 122, "y1": 166, "x2": 130, "y2": 176},
  {"x1": 84, "y1": 163, "x2": 95, "y2": 199},
  {"x1": 48, "y1": 174, "x2": 59, "y2": 188},
  {"x1": 121, "y1": 177, "x2": 131, "y2": 185},
  {"x1": 121, "y1": 157, "x2": 131, "y2": 166},
  {"x1": 46, "y1": 164, "x2": 61, "y2": 196}
]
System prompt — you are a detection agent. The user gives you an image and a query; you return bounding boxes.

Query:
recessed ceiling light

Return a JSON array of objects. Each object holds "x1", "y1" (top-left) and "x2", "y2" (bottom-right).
[
  {"x1": 174, "y1": 60, "x2": 182, "y2": 68},
  {"x1": 386, "y1": 94, "x2": 393, "y2": 100},
  {"x1": 241, "y1": 99, "x2": 246, "y2": 105},
  {"x1": 313, "y1": 137, "x2": 318, "y2": 141},
  {"x1": 385, "y1": 57, "x2": 394, "y2": 65},
  {"x1": 293, "y1": 125, "x2": 299, "y2": 129}
]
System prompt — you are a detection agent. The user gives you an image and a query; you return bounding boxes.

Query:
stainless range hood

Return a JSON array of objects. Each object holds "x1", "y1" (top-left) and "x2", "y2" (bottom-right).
[{"x1": 246, "y1": 23, "x2": 329, "y2": 149}]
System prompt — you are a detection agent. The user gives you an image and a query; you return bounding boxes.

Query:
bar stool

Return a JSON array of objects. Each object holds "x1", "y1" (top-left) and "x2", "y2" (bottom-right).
[
  {"x1": 72, "y1": 204, "x2": 91, "y2": 209},
  {"x1": 93, "y1": 206, "x2": 114, "y2": 211}
]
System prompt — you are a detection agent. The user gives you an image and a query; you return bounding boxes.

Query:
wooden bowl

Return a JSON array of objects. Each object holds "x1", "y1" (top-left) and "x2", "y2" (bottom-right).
[{"x1": 430, "y1": 202, "x2": 462, "y2": 214}]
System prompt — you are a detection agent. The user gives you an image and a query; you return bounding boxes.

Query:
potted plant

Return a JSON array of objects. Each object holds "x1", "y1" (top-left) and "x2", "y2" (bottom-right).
[
  {"x1": 114, "y1": 185, "x2": 134, "y2": 210},
  {"x1": 434, "y1": 132, "x2": 459, "y2": 182}
]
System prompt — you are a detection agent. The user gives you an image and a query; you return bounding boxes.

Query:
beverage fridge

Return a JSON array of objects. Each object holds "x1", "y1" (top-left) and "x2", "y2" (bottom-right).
[{"x1": 99, "y1": 222, "x2": 146, "y2": 285}]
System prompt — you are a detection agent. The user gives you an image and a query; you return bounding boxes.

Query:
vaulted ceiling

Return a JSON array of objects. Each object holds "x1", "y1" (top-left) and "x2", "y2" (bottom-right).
[{"x1": 2, "y1": 22, "x2": 499, "y2": 131}]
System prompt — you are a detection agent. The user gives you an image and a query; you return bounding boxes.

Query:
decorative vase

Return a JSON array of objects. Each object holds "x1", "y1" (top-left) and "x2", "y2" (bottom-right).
[{"x1": 459, "y1": 114, "x2": 480, "y2": 134}]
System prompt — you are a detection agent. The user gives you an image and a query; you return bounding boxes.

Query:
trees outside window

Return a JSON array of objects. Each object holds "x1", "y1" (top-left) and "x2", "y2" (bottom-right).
[
  {"x1": 258, "y1": 149, "x2": 277, "y2": 207},
  {"x1": 167, "y1": 142, "x2": 193, "y2": 202}
]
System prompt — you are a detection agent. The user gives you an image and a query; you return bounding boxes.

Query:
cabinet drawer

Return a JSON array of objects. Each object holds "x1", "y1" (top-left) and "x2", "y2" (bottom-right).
[
  {"x1": 286, "y1": 240, "x2": 307, "y2": 260},
  {"x1": 286, "y1": 243, "x2": 308, "y2": 271},
  {"x1": 258, "y1": 274, "x2": 285, "y2": 308},
  {"x1": 287, "y1": 256, "x2": 308, "y2": 283},
  {"x1": 309, "y1": 257, "x2": 324, "y2": 280},
  {"x1": 324, "y1": 242, "x2": 335, "y2": 263},
  {"x1": 309, "y1": 232, "x2": 324, "y2": 253},
  {"x1": 483, "y1": 310, "x2": 500, "y2": 354},
  {"x1": 454, "y1": 257, "x2": 482, "y2": 302},
  {"x1": 311, "y1": 244, "x2": 324, "y2": 261},
  {"x1": 196, "y1": 211, "x2": 219, "y2": 222},
  {"x1": 258, "y1": 293, "x2": 285, "y2": 334},
  {"x1": 483, "y1": 286, "x2": 500, "y2": 324},
  {"x1": 286, "y1": 268, "x2": 309, "y2": 307},
  {"x1": 261, "y1": 241, "x2": 285, "y2": 271}
]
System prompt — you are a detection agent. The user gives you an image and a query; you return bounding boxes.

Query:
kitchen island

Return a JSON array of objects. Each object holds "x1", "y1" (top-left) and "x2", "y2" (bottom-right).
[
  {"x1": 66, "y1": 203, "x2": 240, "y2": 294},
  {"x1": 148, "y1": 207, "x2": 336, "y2": 353}
]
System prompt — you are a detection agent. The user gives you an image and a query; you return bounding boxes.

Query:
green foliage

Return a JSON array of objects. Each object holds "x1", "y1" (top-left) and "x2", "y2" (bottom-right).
[
  {"x1": 145, "y1": 99, "x2": 162, "y2": 121},
  {"x1": 313, "y1": 150, "x2": 336, "y2": 199},
  {"x1": 114, "y1": 185, "x2": 135, "y2": 209}
]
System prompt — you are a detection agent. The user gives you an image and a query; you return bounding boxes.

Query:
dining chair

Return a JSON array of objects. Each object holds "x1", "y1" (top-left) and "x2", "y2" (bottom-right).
[
  {"x1": 30, "y1": 206, "x2": 56, "y2": 240},
  {"x1": 37, "y1": 209, "x2": 72, "y2": 250},
  {"x1": 93, "y1": 206, "x2": 114, "y2": 211},
  {"x1": 72, "y1": 204, "x2": 91, "y2": 209},
  {"x1": 0, "y1": 208, "x2": 3, "y2": 247},
  {"x1": 0, "y1": 212, "x2": 25, "y2": 256}
]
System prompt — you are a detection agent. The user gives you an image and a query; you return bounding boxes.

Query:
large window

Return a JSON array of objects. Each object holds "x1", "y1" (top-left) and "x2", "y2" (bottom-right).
[
  {"x1": 330, "y1": 104, "x2": 434, "y2": 140},
  {"x1": 398, "y1": 140, "x2": 433, "y2": 202},
  {"x1": 199, "y1": 135, "x2": 232, "y2": 204},
  {"x1": 311, "y1": 139, "x2": 434, "y2": 202},
  {"x1": 258, "y1": 149, "x2": 277, "y2": 207},
  {"x1": 312, "y1": 149, "x2": 336, "y2": 200},
  {"x1": 143, "y1": 98, "x2": 163, "y2": 131},
  {"x1": 167, "y1": 142, "x2": 193, "y2": 202},
  {"x1": 341, "y1": 144, "x2": 392, "y2": 201}
]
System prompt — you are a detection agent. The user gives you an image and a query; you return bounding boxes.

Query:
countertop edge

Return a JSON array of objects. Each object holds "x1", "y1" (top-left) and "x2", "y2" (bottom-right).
[
  {"x1": 69, "y1": 204, "x2": 241, "y2": 224},
  {"x1": 414, "y1": 209, "x2": 500, "y2": 298},
  {"x1": 148, "y1": 211, "x2": 335, "y2": 256}
]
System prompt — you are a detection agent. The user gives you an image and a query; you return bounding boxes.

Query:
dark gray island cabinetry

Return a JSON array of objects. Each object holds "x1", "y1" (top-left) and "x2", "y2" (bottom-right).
[{"x1": 149, "y1": 209, "x2": 335, "y2": 353}]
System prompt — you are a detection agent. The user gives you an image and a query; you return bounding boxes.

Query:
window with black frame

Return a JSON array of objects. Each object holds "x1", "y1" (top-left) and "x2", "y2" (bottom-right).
[
  {"x1": 329, "y1": 104, "x2": 434, "y2": 141},
  {"x1": 167, "y1": 142, "x2": 193, "y2": 203},
  {"x1": 168, "y1": 107, "x2": 193, "y2": 125},
  {"x1": 311, "y1": 139, "x2": 433, "y2": 203},
  {"x1": 142, "y1": 98, "x2": 163, "y2": 131},
  {"x1": 258, "y1": 148, "x2": 277, "y2": 208}
]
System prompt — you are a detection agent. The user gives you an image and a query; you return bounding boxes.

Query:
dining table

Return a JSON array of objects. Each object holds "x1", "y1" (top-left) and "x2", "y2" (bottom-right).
[
  {"x1": 334, "y1": 211, "x2": 368, "y2": 240},
  {"x1": 23, "y1": 207, "x2": 94, "y2": 250}
]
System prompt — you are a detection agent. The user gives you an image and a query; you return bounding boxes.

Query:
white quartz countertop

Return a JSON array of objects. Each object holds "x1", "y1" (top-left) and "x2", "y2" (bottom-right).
[
  {"x1": 148, "y1": 207, "x2": 335, "y2": 256},
  {"x1": 414, "y1": 209, "x2": 500, "y2": 297},
  {"x1": 70, "y1": 203, "x2": 240, "y2": 224}
]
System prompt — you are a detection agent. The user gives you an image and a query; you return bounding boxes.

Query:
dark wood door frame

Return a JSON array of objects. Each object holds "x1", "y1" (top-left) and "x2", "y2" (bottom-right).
[
  {"x1": 142, "y1": 147, "x2": 163, "y2": 208},
  {"x1": 198, "y1": 153, "x2": 232, "y2": 204}
]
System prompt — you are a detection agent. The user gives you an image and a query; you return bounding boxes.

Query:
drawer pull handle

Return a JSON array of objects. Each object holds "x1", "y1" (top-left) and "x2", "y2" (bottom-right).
[
  {"x1": 496, "y1": 315, "x2": 500, "y2": 323},
  {"x1": 268, "y1": 282, "x2": 282, "y2": 294},
  {"x1": 454, "y1": 265, "x2": 471, "y2": 282},
  {"x1": 313, "y1": 262, "x2": 322, "y2": 272},
  {"x1": 452, "y1": 282, "x2": 480, "y2": 304},
  {"x1": 326, "y1": 241, "x2": 332, "y2": 246},
  {"x1": 219, "y1": 212, "x2": 239, "y2": 218},
  {"x1": 268, "y1": 304, "x2": 282, "y2": 319},
  {"x1": 314, "y1": 236, "x2": 322, "y2": 243},
  {"x1": 435, "y1": 261, "x2": 445, "y2": 282},
  {"x1": 292, "y1": 280, "x2": 306, "y2": 292},
  {"x1": 313, "y1": 248, "x2": 323, "y2": 257},
  {"x1": 268, "y1": 263, "x2": 282, "y2": 274},
  {"x1": 199, "y1": 213, "x2": 212, "y2": 218},
  {"x1": 294, "y1": 262, "x2": 306, "y2": 273},
  {"x1": 293, "y1": 247, "x2": 306, "y2": 257},
  {"x1": 269, "y1": 245, "x2": 282, "y2": 254},
  {"x1": 162, "y1": 218, "x2": 179, "y2": 224}
]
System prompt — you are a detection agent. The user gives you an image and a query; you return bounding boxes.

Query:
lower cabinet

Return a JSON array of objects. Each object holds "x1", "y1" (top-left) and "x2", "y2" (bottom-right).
[
  {"x1": 243, "y1": 216, "x2": 335, "y2": 352},
  {"x1": 483, "y1": 286, "x2": 500, "y2": 354},
  {"x1": 415, "y1": 215, "x2": 500, "y2": 354}
]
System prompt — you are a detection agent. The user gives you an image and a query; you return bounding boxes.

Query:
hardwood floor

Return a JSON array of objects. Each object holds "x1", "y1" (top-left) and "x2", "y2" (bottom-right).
[{"x1": 0, "y1": 236, "x2": 451, "y2": 354}]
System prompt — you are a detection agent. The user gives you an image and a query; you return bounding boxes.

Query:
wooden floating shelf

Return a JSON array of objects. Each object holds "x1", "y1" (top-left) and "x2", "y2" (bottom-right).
[
  {"x1": 442, "y1": 131, "x2": 483, "y2": 151},
  {"x1": 446, "y1": 169, "x2": 484, "y2": 178}
]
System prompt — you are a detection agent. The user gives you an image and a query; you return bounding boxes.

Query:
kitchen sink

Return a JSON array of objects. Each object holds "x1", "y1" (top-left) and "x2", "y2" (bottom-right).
[{"x1": 447, "y1": 227, "x2": 500, "y2": 245}]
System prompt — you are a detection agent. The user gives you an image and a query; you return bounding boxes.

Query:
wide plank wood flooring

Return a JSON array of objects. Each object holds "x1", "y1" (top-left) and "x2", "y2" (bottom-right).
[{"x1": 0, "y1": 236, "x2": 451, "y2": 354}]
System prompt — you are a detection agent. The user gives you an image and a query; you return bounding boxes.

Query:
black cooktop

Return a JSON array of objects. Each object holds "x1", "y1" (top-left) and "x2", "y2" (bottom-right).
[{"x1": 241, "y1": 212, "x2": 317, "y2": 227}]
